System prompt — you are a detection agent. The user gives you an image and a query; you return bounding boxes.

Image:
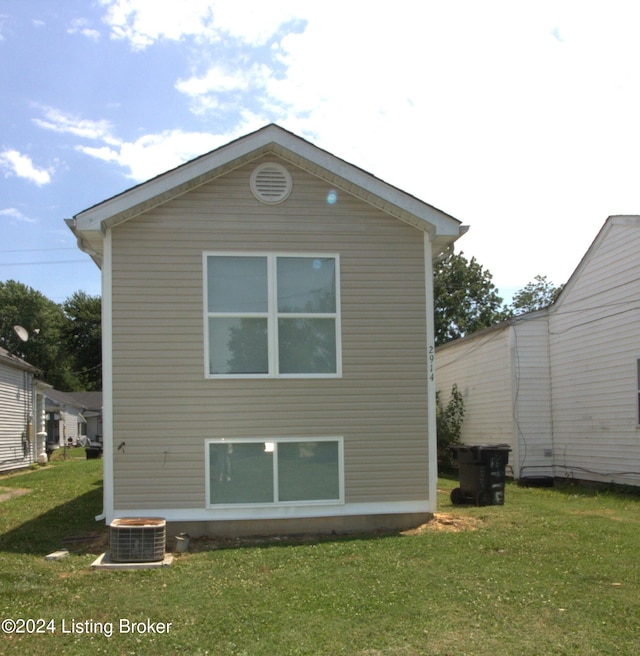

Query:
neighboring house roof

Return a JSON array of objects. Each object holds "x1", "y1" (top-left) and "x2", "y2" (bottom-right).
[
  {"x1": 61, "y1": 391, "x2": 103, "y2": 412},
  {"x1": 0, "y1": 347, "x2": 39, "y2": 375},
  {"x1": 436, "y1": 307, "x2": 550, "y2": 353},
  {"x1": 44, "y1": 388, "x2": 102, "y2": 410},
  {"x1": 44, "y1": 388, "x2": 86, "y2": 412},
  {"x1": 551, "y1": 215, "x2": 640, "y2": 309},
  {"x1": 438, "y1": 216, "x2": 639, "y2": 353},
  {"x1": 67, "y1": 123, "x2": 467, "y2": 263}
]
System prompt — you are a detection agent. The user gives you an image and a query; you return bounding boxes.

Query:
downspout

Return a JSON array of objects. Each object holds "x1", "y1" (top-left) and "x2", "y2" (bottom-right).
[{"x1": 424, "y1": 232, "x2": 438, "y2": 513}]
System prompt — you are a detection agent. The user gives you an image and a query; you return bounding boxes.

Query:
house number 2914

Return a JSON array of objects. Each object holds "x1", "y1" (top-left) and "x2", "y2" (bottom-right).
[{"x1": 428, "y1": 345, "x2": 435, "y2": 381}]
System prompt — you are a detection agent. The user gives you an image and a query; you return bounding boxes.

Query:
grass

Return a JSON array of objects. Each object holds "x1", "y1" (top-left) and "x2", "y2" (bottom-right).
[{"x1": 0, "y1": 459, "x2": 639, "y2": 655}]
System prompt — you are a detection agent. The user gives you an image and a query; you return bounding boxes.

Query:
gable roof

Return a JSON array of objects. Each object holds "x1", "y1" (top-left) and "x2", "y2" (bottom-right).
[
  {"x1": 438, "y1": 215, "x2": 640, "y2": 352},
  {"x1": 67, "y1": 124, "x2": 466, "y2": 264},
  {"x1": 551, "y1": 215, "x2": 640, "y2": 310}
]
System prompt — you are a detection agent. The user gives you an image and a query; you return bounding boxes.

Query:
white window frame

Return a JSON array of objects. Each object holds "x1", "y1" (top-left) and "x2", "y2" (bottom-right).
[
  {"x1": 203, "y1": 252, "x2": 342, "y2": 379},
  {"x1": 205, "y1": 436, "x2": 345, "y2": 508}
]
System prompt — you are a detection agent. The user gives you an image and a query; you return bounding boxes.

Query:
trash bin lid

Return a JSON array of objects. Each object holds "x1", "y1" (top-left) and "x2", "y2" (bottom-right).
[{"x1": 453, "y1": 443, "x2": 511, "y2": 452}]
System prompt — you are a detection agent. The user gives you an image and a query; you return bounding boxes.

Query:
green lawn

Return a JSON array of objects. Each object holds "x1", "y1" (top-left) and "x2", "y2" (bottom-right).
[{"x1": 0, "y1": 457, "x2": 639, "y2": 655}]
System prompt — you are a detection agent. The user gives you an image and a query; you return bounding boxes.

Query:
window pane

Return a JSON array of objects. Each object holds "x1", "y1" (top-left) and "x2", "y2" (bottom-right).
[
  {"x1": 278, "y1": 441, "x2": 340, "y2": 501},
  {"x1": 209, "y1": 318, "x2": 268, "y2": 374},
  {"x1": 278, "y1": 318, "x2": 337, "y2": 374},
  {"x1": 208, "y1": 256, "x2": 268, "y2": 312},
  {"x1": 277, "y1": 257, "x2": 336, "y2": 313},
  {"x1": 209, "y1": 443, "x2": 273, "y2": 504}
]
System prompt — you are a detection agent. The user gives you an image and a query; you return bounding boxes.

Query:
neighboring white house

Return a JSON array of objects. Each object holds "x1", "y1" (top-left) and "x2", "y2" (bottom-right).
[
  {"x1": 63, "y1": 392, "x2": 103, "y2": 443},
  {"x1": 0, "y1": 348, "x2": 48, "y2": 472},
  {"x1": 437, "y1": 215, "x2": 640, "y2": 486},
  {"x1": 67, "y1": 123, "x2": 466, "y2": 536},
  {"x1": 44, "y1": 389, "x2": 91, "y2": 451}
]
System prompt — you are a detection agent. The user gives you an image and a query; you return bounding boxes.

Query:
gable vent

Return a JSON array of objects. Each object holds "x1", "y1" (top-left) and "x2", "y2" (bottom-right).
[{"x1": 250, "y1": 162, "x2": 292, "y2": 204}]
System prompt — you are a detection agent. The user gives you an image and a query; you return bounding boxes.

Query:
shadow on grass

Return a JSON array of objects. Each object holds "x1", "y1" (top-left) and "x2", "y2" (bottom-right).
[
  {"x1": 0, "y1": 483, "x2": 105, "y2": 556},
  {"x1": 547, "y1": 479, "x2": 640, "y2": 500}
]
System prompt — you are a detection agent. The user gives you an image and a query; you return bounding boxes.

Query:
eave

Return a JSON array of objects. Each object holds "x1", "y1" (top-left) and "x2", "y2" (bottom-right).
[{"x1": 69, "y1": 124, "x2": 467, "y2": 264}]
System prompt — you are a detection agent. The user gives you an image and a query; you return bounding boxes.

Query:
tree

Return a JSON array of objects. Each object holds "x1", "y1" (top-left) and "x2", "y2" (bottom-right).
[
  {"x1": 509, "y1": 275, "x2": 563, "y2": 315},
  {"x1": 0, "y1": 280, "x2": 80, "y2": 390},
  {"x1": 61, "y1": 291, "x2": 102, "y2": 391},
  {"x1": 433, "y1": 251, "x2": 508, "y2": 345}
]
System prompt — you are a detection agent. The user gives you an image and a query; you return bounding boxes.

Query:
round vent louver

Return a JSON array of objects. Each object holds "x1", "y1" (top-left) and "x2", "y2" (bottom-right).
[{"x1": 250, "y1": 162, "x2": 292, "y2": 204}]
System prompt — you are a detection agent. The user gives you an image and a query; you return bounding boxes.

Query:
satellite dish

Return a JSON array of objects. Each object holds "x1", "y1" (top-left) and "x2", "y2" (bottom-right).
[{"x1": 13, "y1": 325, "x2": 29, "y2": 342}]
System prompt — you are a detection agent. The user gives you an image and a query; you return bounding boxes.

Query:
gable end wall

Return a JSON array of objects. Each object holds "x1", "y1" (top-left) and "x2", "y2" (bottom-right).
[{"x1": 109, "y1": 158, "x2": 432, "y2": 519}]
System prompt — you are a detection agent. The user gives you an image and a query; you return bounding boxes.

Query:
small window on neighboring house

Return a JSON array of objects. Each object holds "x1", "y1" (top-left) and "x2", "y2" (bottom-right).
[{"x1": 204, "y1": 253, "x2": 341, "y2": 378}]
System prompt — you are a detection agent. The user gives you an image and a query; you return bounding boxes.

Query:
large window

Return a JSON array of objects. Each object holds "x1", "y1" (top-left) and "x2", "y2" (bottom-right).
[
  {"x1": 206, "y1": 437, "x2": 344, "y2": 507},
  {"x1": 204, "y1": 253, "x2": 341, "y2": 378}
]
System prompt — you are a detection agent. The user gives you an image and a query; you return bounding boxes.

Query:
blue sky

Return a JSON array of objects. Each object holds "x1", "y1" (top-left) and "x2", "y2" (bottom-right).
[{"x1": 1, "y1": 1, "x2": 640, "y2": 304}]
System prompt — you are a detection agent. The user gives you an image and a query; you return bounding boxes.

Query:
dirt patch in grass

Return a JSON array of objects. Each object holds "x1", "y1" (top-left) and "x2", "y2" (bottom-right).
[
  {"x1": 0, "y1": 487, "x2": 30, "y2": 503},
  {"x1": 401, "y1": 513, "x2": 482, "y2": 534}
]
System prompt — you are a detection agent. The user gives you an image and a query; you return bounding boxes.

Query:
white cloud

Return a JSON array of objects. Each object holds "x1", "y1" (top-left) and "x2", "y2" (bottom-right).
[
  {"x1": 67, "y1": 18, "x2": 101, "y2": 41},
  {"x1": 0, "y1": 150, "x2": 52, "y2": 185},
  {"x1": 0, "y1": 208, "x2": 36, "y2": 224},
  {"x1": 0, "y1": 14, "x2": 7, "y2": 41},
  {"x1": 32, "y1": 106, "x2": 120, "y2": 145},
  {"x1": 75, "y1": 145, "x2": 121, "y2": 163},
  {"x1": 100, "y1": 0, "x2": 216, "y2": 50},
  {"x1": 99, "y1": 0, "x2": 303, "y2": 49},
  {"x1": 31, "y1": 104, "x2": 249, "y2": 183},
  {"x1": 175, "y1": 62, "x2": 274, "y2": 114},
  {"x1": 79, "y1": 129, "x2": 233, "y2": 181}
]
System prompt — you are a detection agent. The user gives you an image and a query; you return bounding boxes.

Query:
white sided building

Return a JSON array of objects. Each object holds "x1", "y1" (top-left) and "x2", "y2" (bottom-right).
[{"x1": 436, "y1": 216, "x2": 640, "y2": 486}]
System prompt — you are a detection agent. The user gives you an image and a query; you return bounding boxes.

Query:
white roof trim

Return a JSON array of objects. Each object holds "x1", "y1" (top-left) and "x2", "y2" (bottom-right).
[{"x1": 73, "y1": 124, "x2": 462, "y2": 236}]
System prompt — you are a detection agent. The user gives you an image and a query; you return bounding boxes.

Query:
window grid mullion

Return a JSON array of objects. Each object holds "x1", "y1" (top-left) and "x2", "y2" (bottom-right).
[
  {"x1": 266, "y1": 255, "x2": 278, "y2": 376},
  {"x1": 273, "y1": 442, "x2": 279, "y2": 503}
]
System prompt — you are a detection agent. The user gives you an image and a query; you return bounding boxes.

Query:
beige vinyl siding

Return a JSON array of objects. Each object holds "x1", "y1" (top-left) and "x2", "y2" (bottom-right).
[
  {"x1": 549, "y1": 218, "x2": 640, "y2": 485},
  {"x1": 436, "y1": 326, "x2": 515, "y2": 454},
  {"x1": 110, "y1": 157, "x2": 430, "y2": 511},
  {"x1": 0, "y1": 365, "x2": 33, "y2": 472}
]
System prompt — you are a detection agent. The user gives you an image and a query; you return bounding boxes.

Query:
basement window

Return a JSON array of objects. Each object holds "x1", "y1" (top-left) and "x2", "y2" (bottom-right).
[{"x1": 206, "y1": 437, "x2": 344, "y2": 507}]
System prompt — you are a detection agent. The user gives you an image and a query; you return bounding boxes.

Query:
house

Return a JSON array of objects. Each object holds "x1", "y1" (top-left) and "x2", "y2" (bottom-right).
[
  {"x1": 67, "y1": 124, "x2": 466, "y2": 536},
  {"x1": 436, "y1": 215, "x2": 640, "y2": 487},
  {"x1": 63, "y1": 391, "x2": 103, "y2": 443},
  {"x1": 0, "y1": 348, "x2": 48, "y2": 472},
  {"x1": 43, "y1": 389, "x2": 103, "y2": 452}
]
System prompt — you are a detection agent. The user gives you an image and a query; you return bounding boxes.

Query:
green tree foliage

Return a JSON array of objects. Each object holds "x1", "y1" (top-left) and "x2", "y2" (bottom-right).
[
  {"x1": 0, "y1": 280, "x2": 80, "y2": 390},
  {"x1": 61, "y1": 291, "x2": 102, "y2": 391},
  {"x1": 509, "y1": 274, "x2": 563, "y2": 315},
  {"x1": 436, "y1": 383, "x2": 465, "y2": 472},
  {"x1": 434, "y1": 251, "x2": 508, "y2": 345},
  {"x1": 0, "y1": 280, "x2": 102, "y2": 391}
]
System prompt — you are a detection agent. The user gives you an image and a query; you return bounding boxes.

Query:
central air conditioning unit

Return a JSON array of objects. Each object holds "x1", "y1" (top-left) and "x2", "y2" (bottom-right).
[{"x1": 109, "y1": 518, "x2": 166, "y2": 563}]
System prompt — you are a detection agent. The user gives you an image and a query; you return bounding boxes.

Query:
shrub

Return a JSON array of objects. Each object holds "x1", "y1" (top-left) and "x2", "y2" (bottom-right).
[{"x1": 436, "y1": 383, "x2": 465, "y2": 472}]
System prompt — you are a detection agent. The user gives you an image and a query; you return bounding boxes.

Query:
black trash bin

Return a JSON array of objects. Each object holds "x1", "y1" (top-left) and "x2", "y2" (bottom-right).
[
  {"x1": 86, "y1": 446, "x2": 102, "y2": 459},
  {"x1": 449, "y1": 444, "x2": 511, "y2": 506}
]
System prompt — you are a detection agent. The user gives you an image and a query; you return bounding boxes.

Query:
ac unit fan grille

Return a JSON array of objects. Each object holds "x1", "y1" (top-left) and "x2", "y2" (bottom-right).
[{"x1": 109, "y1": 518, "x2": 166, "y2": 563}]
